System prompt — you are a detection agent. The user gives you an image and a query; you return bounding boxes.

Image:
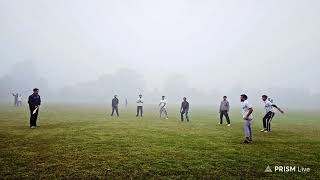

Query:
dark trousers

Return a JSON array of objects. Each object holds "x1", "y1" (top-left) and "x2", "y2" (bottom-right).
[
  {"x1": 181, "y1": 110, "x2": 189, "y2": 121},
  {"x1": 111, "y1": 106, "x2": 119, "y2": 116},
  {"x1": 263, "y1": 111, "x2": 275, "y2": 131},
  {"x1": 29, "y1": 106, "x2": 39, "y2": 127},
  {"x1": 136, "y1": 106, "x2": 143, "y2": 117},
  {"x1": 220, "y1": 110, "x2": 230, "y2": 124}
]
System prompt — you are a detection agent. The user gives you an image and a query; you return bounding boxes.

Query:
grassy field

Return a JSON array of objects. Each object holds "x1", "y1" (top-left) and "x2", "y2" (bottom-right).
[{"x1": 0, "y1": 104, "x2": 319, "y2": 179}]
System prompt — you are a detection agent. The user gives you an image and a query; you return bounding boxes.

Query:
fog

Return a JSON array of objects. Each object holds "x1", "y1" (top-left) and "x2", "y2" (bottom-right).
[{"x1": 1, "y1": 0, "x2": 320, "y2": 109}]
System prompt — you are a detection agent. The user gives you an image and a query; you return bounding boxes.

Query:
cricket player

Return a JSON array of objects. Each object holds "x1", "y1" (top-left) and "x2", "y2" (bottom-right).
[
  {"x1": 159, "y1": 96, "x2": 168, "y2": 119},
  {"x1": 240, "y1": 94, "x2": 253, "y2": 144},
  {"x1": 111, "y1": 95, "x2": 119, "y2": 117},
  {"x1": 261, "y1": 95, "x2": 284, "y2": 132},
  {"x1": 12, "y1": 93, "x2": 18, "y2": 107},
  {"x1": 219, "y1": 96, "x2": 231, "y2": 126},
  {"x1": 28, "y1": 88, "x2": 41, "y2": 128},
  {"x1": 17, "y1": 94, "x2": 22, "y2": 106},
  {"x1": 180, "y1": 97, "x2": 190, "y2": 122},
  {"x1": 136, "y1": 94, "x2": 144, "y2": 117}
]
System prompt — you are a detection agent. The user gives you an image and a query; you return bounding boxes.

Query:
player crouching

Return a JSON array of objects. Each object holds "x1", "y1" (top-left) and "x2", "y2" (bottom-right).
[{"x1": 261, "y1": 95, "x2": 284, "y2": 133}]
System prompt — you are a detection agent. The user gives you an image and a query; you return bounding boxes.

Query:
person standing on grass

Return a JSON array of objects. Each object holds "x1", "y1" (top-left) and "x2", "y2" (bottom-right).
[
  {"x1": 240, "y1": 94, "x2": 253, "y2": 144},
  {"x1": 219, "y1": 96, "x2": 231, "y2": 126},
  {"x1": 17, "y1": 94, "x2": 22, "y2": 106},
  {"x1": 12, "y1": 93, "x2": 18, "y2": 107},
  {"x1": 136, "y1": 94, "x2": 144, "y2": 117},
  {"x1": 180, "y1": 97, "x2": 190, "y2": 122},
  {"x1": 111, "y1": 95, "x2": 119, "y2": 117},
  {"x1": 261, "y1": 95, "x2": 284, "y2": 132},
  {"x1": 28, "y1": 88, "x2": 41, "y2": 128},
  {"x1": 159, "y1": 96, "x2": 168, "y2": 119}
]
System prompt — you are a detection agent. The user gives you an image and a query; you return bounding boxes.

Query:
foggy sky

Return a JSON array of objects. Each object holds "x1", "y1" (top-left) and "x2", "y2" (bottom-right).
[{"x1": 1, "y1": 0, "x2": 320, "y2": 93}]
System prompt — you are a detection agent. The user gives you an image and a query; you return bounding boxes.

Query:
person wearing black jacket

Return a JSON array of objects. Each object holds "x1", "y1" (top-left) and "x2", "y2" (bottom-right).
[
  {"x1": 28, "y1": 88, "x2": 41, "y2": 128},
  {"x1": 111, "y1": 95, "x2": 119, "y2": 117}
]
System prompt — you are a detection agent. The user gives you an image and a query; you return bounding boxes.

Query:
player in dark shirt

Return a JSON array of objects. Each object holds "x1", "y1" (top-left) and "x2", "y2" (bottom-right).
[
  {"x1": 180, "y1": 97, "x2": 190, "y2": 122},
  {"x1": 28, "y1": 88, "x2": 41, "y2": 128},
  {"x1": 111, "y1": 95, "x2": 119, "y2": 117},
  {"x1": 12, "y1": 93, "x2": 18, "y2": 107}
]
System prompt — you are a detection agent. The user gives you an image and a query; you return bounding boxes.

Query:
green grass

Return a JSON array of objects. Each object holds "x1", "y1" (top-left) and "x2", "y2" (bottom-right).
[{"x1": 0, "y1": 104, "x2": 319, "y2": 179}]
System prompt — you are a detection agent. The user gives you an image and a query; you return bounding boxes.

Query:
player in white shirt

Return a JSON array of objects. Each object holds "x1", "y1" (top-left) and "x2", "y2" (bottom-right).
[
  {"x1": 159, "y1": 96, "x2": 168, "y2": 119},
  {"x1": 17, "y1": 94, "x2": 22, "y2": 106},
  {"x1": 261, "y1": 95, "x2": 284, "y2": 132},
  {"x1": 136, "y1": 94, "x2": 144, "y2": 117},
  {"x1": 240, "y1": 94, "x2": 254, "y2": 144}
]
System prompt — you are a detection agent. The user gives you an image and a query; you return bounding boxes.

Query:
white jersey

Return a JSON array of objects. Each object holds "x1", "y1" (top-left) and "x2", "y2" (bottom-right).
[
  {"x1": 18, "y1": 96, "x2": 22, "y2": 101},
  {"x1": 241, "y1": 100, "x2": 253, "y2": 120},
  {"x1": 264, "y1": 100, "x2": 273, "y2": 113},
  {"x1": 159, "y1": 99, "x2": 167, "y2": 109},
  {"x1": 136, "y1": 97, "x2": 144, "y2": 106}
]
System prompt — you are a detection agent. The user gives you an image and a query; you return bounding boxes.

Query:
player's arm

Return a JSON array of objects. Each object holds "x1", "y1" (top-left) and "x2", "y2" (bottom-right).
[
  {"x1": 28, "y1": 96, "x2": 32, "y2": 106},
  {"x1": 245, "y1": 108, "x2": 253, "y2": 120},
  {"x1": 272, "y1": 104, "x2": 284, "y2": 113}
]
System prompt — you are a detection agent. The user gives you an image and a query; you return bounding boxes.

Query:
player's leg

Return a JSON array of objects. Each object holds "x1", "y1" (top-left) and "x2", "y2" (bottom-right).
[
  {"x1": 181, "y1": 111, "x2": 184, "y2": 121},
  {"x1": 261, "y1": 113, "x2": 268, "y2": 131},
  {"x1": 29, "y1": 109, "x2": 33, "y2": 127},
  {"x1": 140, "y1": 107, "x2": 143, "y2": 117},
  {"x1": 249, "y1": 120, "x2": 252, "y2": 142},
  {"x1": 186, "y1": 111, "x2": 189, "y2": 122},
  {"x1": 267, "y1": 112, "x2": 275, "y2": 132},
  {"x1": 225, "y1": 111, "x2": 231, "y2": 125},
  {"x1": 243, "y1": 120, "x2": 251, "y2": 143},
  {"x1": 265, "y1": 112, "x2": 272, "y2": 132},
  {"x1": 34, "y1": 110, "x2": 39, "y2": 127},
  {"x1": 111, "y1": 107, "x2": 115, "y2": 116},
  {"x1": 219, "y1": 112, "x2": 223, "y2": 124},
  {"x1": 136, "y1": 106, "x2": 139, "y2": 117},
  {"x1": 116, "y1": 106, "x2": 119, "y2": 117},
  {"x1": 164, "y1": 109, "x2": 168, "y2": 118}
]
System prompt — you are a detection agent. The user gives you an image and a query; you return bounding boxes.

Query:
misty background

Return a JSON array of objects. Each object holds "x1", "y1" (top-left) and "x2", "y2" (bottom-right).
[{"x1": 1, "y1": 0, "x2": 320, "y2": 109}]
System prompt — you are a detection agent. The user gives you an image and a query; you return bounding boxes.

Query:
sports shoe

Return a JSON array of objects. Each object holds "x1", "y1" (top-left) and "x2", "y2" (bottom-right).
[
  {"x1": 30, "y1": 126, "x2": 36, "y2": 129},
  {"x1": 227, "y1": 124, "x2": 231, "y2": 127},
  {"x1": 260, "y1": 129, "x2": 266, "y2": 132},
  {"x1": 264, "y1": 130, "x2": 269, "y2": 133}
]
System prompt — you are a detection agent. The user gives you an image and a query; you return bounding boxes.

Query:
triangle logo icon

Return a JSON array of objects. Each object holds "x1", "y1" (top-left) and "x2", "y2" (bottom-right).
[{"x1": 264, "y1": 166, "x2": 273, "y2": 173}]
